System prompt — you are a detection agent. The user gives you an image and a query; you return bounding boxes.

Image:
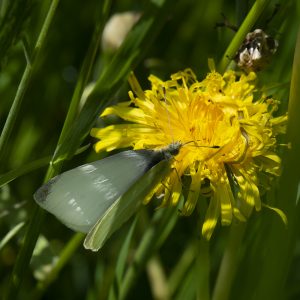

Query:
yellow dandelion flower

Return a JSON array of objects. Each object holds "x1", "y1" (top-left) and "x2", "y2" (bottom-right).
[{"x1": 91, "y1": 69, "x2": 288, "y2": 240}]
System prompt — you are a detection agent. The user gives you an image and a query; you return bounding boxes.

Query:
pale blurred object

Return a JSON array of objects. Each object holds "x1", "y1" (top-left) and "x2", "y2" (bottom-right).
[{"x1": 102, "y1": 11, "x2": 141, "y2": 52}]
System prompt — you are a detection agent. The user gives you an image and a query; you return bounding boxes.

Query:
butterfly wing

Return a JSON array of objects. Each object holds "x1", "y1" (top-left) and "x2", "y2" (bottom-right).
[
  {"x1": 84, "y1": 159, "x2": 171, "y2": 251},
  {"x1": 34, "y1": 150, "x2": 158, "y2": 233}
]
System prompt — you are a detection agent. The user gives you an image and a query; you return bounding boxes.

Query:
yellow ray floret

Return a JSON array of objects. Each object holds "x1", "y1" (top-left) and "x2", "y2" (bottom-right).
[{"x1": 91, "y1": 69, "x2": 288, "y2": 239}]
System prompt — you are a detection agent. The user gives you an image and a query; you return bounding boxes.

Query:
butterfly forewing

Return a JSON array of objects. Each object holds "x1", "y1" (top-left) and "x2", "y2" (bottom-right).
[{"x1": 34, "y1": 150, "x2": 158, "y2": 233}]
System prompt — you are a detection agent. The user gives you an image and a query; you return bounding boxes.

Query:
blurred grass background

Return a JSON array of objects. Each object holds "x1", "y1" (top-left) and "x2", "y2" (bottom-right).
[{"x1": 0, "y1": 0, "x2": 299, "y2": 299}]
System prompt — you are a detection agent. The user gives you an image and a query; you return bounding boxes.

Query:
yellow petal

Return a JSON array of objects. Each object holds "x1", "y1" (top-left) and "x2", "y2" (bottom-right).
[
  {"x1": 262, "y1": 203, "x2": 288, "y2": 225},
  {"x1": 101, "y1": 106, "x2": 148, "y2": 124},
  {"x1": 217, "y1": 167, "x2": 233, "y2": 225},
  {"x1": 202, "y1": 192, "x2": 220, "y2": 240},
  {"x1": 181, "y1": 168, "x2": 202, "y2": 216}
]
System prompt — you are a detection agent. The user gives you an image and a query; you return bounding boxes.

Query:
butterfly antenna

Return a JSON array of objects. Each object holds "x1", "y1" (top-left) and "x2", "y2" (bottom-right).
[{"x1": 182, "y1": 140, "x2": 220, "y2": 148}]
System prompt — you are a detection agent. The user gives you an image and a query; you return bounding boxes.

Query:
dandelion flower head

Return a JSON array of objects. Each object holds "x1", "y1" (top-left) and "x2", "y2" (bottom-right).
[{"x1": 91, "y1": 69, "x2": 287, "y2": 239}]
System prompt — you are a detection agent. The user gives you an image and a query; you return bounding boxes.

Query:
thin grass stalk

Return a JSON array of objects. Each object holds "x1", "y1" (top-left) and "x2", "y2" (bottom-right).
[
  {"x1": 0, "y1": 156, "x2": 51, "y2": 187},
  {"x1": 31, "y1": 233, "x2": 85, "y2": 300},
  {"x1": 218, "y1": 0, "x2": 269, "y2": 73},
  {"x1": 4, "y1": 2, "x2": 61, "y2": 298},
  {"x1": 45, "y1": 1, "x2": 109, "y2": 178},
  {"x1": 168, "y1": 241, "x2": 197, "y2": 297},
  {"x1": 108, "y1": 218, "x2": 138, "y2": 300},
  {"x1": 173, "y1": 263, "x2": 198, "y2": 300},
  {"x1": 51, "y1": 0, "x2": 174, "y2": 163},
  {"x1": 0, "y1": 144, "x2": 89, "y2": 187},
  {"x1": 211, "y1": 1, "x2": 270, "y2": 298},
  {"x1": 195, "y1": 197, "x2": 210, "y2": 300},
  {"x1": 0, "y1": 0, "x2": 60, "y2": 164},
  {"x1": 212, "y1": 223, "x2": 246, "y2": 300},
  {"x1": 53, "y1": 0, "x2": 111, "y2": 155},
  {"x1": 0, "y1": 0, "x2": 33, "y2": 63},
  {"x1": 118, "y1": 208, "x2": 177, "y2": 300},
  {"x1": 146, "y1": 256, "x2": 170, "y2": 300},
  {"x1": 6, "y1": 1, "x2": 174, "y2": 298},
  {"x1": 196, "y1": 237, "x2": 210, "y2": 300},
  {"x1": 5, "y1": 205, "x2": 44, "y2": 300},
  {"x1": 4, "y1": 2, "x2": 109, "y2": 298},
  {"x1": 251, "y1": 25, "x2": 300, "y2": 300}
]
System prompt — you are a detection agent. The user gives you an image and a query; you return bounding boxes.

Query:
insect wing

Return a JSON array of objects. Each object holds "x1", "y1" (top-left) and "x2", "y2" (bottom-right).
[
  {"x1": 84, "y1": 159, "x2": 171, "y2": 251},
  {"x1": 34, "y1": 150, "x2": 155, "y2": 233}
]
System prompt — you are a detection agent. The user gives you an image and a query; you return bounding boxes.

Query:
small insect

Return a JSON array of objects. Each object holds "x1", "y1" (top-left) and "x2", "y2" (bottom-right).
[
  {"x1": 34, "y1": 141, "x2": 220, "y2": 251},
  {"x1": 235, "y1": 29, "x2": 278, "y2": 72},
  {"x1": 34, "y1": 142, "x2": 183, "y2": 234}
]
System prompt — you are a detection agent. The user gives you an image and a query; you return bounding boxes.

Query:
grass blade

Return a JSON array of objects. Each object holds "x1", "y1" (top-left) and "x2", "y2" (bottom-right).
[{"x1": 52, "y1": 0, "x2": 174, "y2": 164}]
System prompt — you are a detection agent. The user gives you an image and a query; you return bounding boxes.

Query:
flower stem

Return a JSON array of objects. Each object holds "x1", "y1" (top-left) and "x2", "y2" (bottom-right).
[
  {"x1": 212, "y1": 222, "x2": 246, "y2": 300},
  {"x1": 218, "y1": 0, "x2": 269, "y2": 73},
  {"x1": 0, "y1": 0, "x2": 60, "y2": 165}
]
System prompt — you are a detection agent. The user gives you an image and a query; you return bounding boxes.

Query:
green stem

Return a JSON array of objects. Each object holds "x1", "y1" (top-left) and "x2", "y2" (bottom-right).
[
  {"x1": 195, "y1": 197, "x2": 210, "y2": 300},
  {"x1": 119, "y1": 208, "x2": 177, "y2": 300},
  {"x1": 5, "y1": 206, "x2": 45, "y2": 300},
  {"x1": 0, "y1": 144, "x2": 90, "y2": 187},
  {"x1": 218, "y1": 0, "x2": 269, "y2": 73},
  {"x1": 4, "y1": 3, "x2": 60, "y2": 298},
  {"x1": 51, "y1": 0, "x2": 174, "y2": 164},
  {"x1": 196, "y1": 237, "x2": 210, "y2": 300},
  {"x1": 46, "y1": 0, "x2": 110, "y2": 180},
  {"x1": 45, "y1": 12, "x2": 106, "y2": 177},
  {"x1": 0, "y1": 156, "x2": 50, "y2": 187},
  {"x1": 251, "y1": 25, "x2": 300, "y2": 300},
  {"x1": 31, "y1": 233, "x2": 85, "y2": 300},
  {"x1": 168, "y1": 241, "x2": 197, "y2": 296},
  {"x1": 0, "y1": 0, "x2": 60, "y2": 165},
  {"x1": 212, "y1": 223, "x2": 246, "y2": 300},
  {"x1": 54, "y1": 0, "x2": 110, "y2": 150},
  {"x1": 4, "y1": 2, "x2": 108, "y2": 298}
]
